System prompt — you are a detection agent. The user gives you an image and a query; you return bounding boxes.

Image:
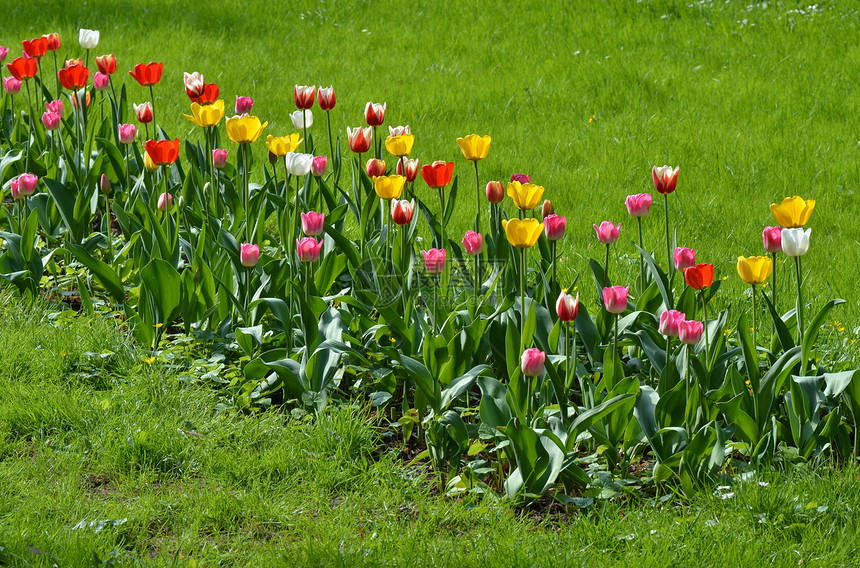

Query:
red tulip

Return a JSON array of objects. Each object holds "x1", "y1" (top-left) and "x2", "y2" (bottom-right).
[
  {"x1": 347, "y1": 126, "x2": 372, "y2": 153},
  {"x1": 556, "y1": 291, "x2": 579, "y2": 322},
  {"x1": 294, "y1": 85, "x2": 316, "y2": 109},
  {"x1": 364, "y1": 101, "x2": 386, "y2": 126},
  {"x1": 129, "y1": 62, "x2": 163, "y2": 87},
  {"x1": 22, "y1": 37, "x2": 48, "y2": 58},
  {"x1": 420, "y1": 161, "x2": 454, "y2": 189},
  {"x1": 95, "y1": 54, "x2": 116, "y2": 75},
  {"x1": 44, "y1": 33, "x2": 61, "y2": 52},
  {"x1": 602, "y1": 286, "x2": 628, "y2": 314},
  {"x1": 652, "y1": 165, "x2": 679, "y2": 195},
  {"x1": 391, "y1": 198, "x2": 415, "y2": 226},
  {"x1": 145, "y1": 138, "x2": 180, "y2": 166},
  {"x1": 683, "y1": 263, "x2": 715, "y2": 290},
  {"x1": 365, "y1": 158, "x2": 386, "y2": 178},
  {"x1": 6, "y1": 56, "x2": 38, "y2": 81},
  {"x1": 486, "y1": 180, "x2": 504, "y2": 203},
  {"x1": 58, "y1": 63, "x2": 89, "y2": 90},
  {"x1": 317, "y1": 86, "x2": 336, "y2": 110},
  {"x1": 187, "y1": 82, "x2": 219, "y2": 104}
]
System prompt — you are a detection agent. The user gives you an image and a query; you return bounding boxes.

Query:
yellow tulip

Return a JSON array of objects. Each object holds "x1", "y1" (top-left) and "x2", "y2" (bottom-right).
[
  {"x1": 456, "y1": 134, "x2": 491, "y2": 162},
  {"x1": 143, "y1": 152, "x2": 159, "y2": 172},
  {"x1": 503, "y1": 218, "x2": 544, "y2": 248},
  {"x1": 737, "y1": 256, "x2": 772, "y2": 284},
  {"x1": 506, "y1": 181, "x2": 544, "y2": 211},
  {"x1": 225, "y1": 114, "x2": 268, "y2": 144},
  {"x1": 266, "y1": 133, "x2": 303, "y2": 156},
  {"x1": 385, "y1": 134, "x2": 414, "y2": 157},
  {"x1": 183, "y1": 99, "x2": 225, "y2": 128},
  {"x1": 373, "y1": 175, "x2": 406, "y2": 200},
  {"x1": 769, "y1": 196, "x2": 815, "y2": 228}
]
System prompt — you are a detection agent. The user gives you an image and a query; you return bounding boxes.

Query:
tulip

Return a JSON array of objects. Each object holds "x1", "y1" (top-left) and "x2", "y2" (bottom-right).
[
  {"x1": 212, "y1": 149, "x2": 227, "y2": 169},
  {"x1": 625, "y1": 193, "x2": 652, "y2": 217},
  {"x1": 11, "y1": 173, "x2": 38, "y2": 198},
  {"x1": 7, "y1": 57, "x2": 38, "y2": 81},
  {"x1": 422, "y1": 249, "x2": 446, "y2": 274},
  {"x1": 365, "y1": 158, "x2": 387, "y2": 178},
  {"x1": 71, "y1": 89, "x2": 91, "y2": 110},
  {"x1": 46, "y1": 99, "x2": 64, "y2": 116},
  {"x1": 79, "y1": 28, "x2": 99, "y2": 49},
  {"x1": 225, "y1": 115, "x2": 267, "y2": 144},
  {"x1": 311, "y1": 156, "x2": 328, "y2": 177},
  {"x1": 93, "y1": 72, "x2": 109, "y2": 91},
  {"x1": 781, "y1": 228, "x2": 812, "y2": 348},
  {"x1": 511, "y1": 173, "x2": 530, "y2": 184},
  {"x1": 674, "y1": 246, "x2": 696, "y2": 271},
  {"x1": 456, "y1": 134, "x2": 491, "y2": 162},
  {"x1": 543, "y1": 214, "x2": 566, "y2": 241},
  {"x1": 0, "y1": 46, "x2": 7, "y2": 62},
  {"x1": 183, "y1": 99, "x2": 225, "y2": 128},
  {"x1": 769, "y1": 196, "x2": 815, "y2": 228},
  {"x1": 365, "y1": 101, "x2": 386, "y2": 126},
  {"x1": 556, "y1": 291, "x2": 579, "y2": 322},
  {"x1": 284, "y1": 153, "x2": 313, "y2": 177},
  {"x1": 762, "y1": 226, "x2": 783, "y2": 253},
  {"x1": 22, "y1": 37, "x2": 48, "y2": 58},
  {"x1": 385, "y1": 134, "x2": 414, "y2": 157},
  {"x1": 396, "y1": 158, "x2": 419, "y2": 182},
  {"x1": 95, "y1": 54, "x2": 116, "y2": 75},
  {"x1": 100, "y1": 173, "x2": 111, "y2": 194},
  {"x1": 189, "y1": 83, "x2": 219, "y2": 105},
  {"x1": 42, "y1": 111, "x2": 61, "y2": 130},
  {"x1": 503, "y1": 218, "x2": 544, "y2": 249},
  {"x1": 290, "y1": 109, "x2": 313, "y2": 131},
  {"x1": 145, "y1": 138, "x2": 180, "y2": 166},
  {"x1": 240, "y1": 243, "x2": 260, "y2": 267},
  {"x1": 44, "y1": 33, "x2": 61, "y2": 52},
  {"x1": 541, "y1": 199, "x2": 554, "y2": 219},
  {"x1": 347, "y1": 126, "x2": 373, "y2": 153},
  {"x1": 391, "y1": 198, "x2": 415, "y2": 226},
  {"x1": 266, "y1": 133, "x2": 303, "y2": 156},
  {"x1": 679, "y1": 320, "x2": 704, "y2": 345},
  {"x1": 57, "y1": 63, "x2": 89, "y2": 90},
  {"x1": 317, "y1": 86, "x2": 336, "y2": 110},
  {"x1": 462, "y1": 231, "x2": 483, "y2": 256},
  {"x1": 118, "y1": 123, "x2": 137, "y2": 144},
  {"x1": 65, "y1": 59, "x2": 83, "y2": 67},
  {"x1": 593, "y1": 221, "x2": 620, "y2": 244},
  {"x1": 421, "y1": 161, "x2": 455, "y2": 189},
  {"x1": 301, "y1": 211, "x2": 325, "y2": 236},
  {"x1": 373, "y1": 175, "x2": 405, "y2": 200},
  {"x1": 144, "y1": 152, "x2": 159, "y2": 172},
  {"x1": 389, "y1": 125, "x2": 411, "y2": 137},
  {"x1": 229, "y1": 97, "x2": 251, "y2": 116},
  {"x1": 521, "y1": 348, "x2": 546, "y2": 378},
  {"x1": 602, "y1": 286, "x2": 628, "y2": 314},
  {"x1": 659, "y1": 309, "x2": 686, "y2": 337},
  {"x1": 134, "y1": 102, "x2": 153, "y2": 124},
  {"x1": 4, "y1": 76, "x2": 21, "y2": 94},
  {"x1": 183, "y1": 72, "x2": 205, "y2": 98},
  {"x1": 128, "y1": 62, "x2": 163, "y2": 86},
  {"x1": 506, "y1": 181, "x2": 544, "y2": 211},
  {"x1": 737, "y1": 255, "x2": 773, "y2": 348},
  {"x1": 296, "y1": 237, "x2": 323, "y2": 263},
  {"x1": 157, "y1": 192, "x2": 173, "y2": 211},
  {"x1": 652, "y1": 165, "x2": 679, "y2": 195},
  {"x1": 294, "y1": 85, "x2": 316, "y2": 109},
  {"x1": 486, "y1": 180, "x2": 504, "y2": 203},
  {"x1": 683, "y1": 263, "x2": 714, "y2": 290}
]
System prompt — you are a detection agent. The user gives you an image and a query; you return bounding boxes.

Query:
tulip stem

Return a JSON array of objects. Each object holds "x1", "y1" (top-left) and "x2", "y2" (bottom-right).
[
  {"x1": 52, "y1": 52, "x2": 60, "y2": 100},
  {"x1": 701, "y1": 291, "x2": 710, "y2": 368},
  {"x1": 105, "y1": 193, "x2": 114, "y2": 266},
  {"x1": 795, "y1": 255, "x2": 805, "y2": 348},
  {"x1": 520, "y1": 247, "x2": 527, "y2": 355},
  {"x1": 473, "y1": 160, "x2": 480, "y2": 233},
  {"x1": 604, "y1": 243, "x2": 610, "y2": 286},
  {"x1": 664, "y1": 193, "x2": 673, "y2": 288},
  {"x1": 437, "y1": 186, "x2": 446, "y2": 250},
  {"x1": 637, "y1": 216, "x2": 645, "y2": 284},
  {"x1": 243, "y1": 144, "x2": 251, "y2": 244},
  {"x1": 433, "y1": 274, "x2": 440, "y2": 333},
  {"x1": 771, "y1": 251, "x2": 778, "y2": 314},
  {"x1": 24, "y1": 80, "x2": 34, "y2": 173},
  {"x1": 473, "y1": 253, "x2": 479, "y2": 300},
  {"x1": 752, "y1": 283, "x2": 757, "y2": 349},
  {"x1": 551, "y1": 240, "x2": 557, "y2": 294},
  {"x1": 325, "y1": 110, "x2": 334, "y2": 174},
  {"x1": 149, "y1": 85, "x2": 156, "y2": 134}
]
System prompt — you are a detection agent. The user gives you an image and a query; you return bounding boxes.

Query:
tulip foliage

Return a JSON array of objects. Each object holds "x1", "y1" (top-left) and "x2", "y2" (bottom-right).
[{"x1": 1, "y1": 29, "x2": 859, "y2": 505}]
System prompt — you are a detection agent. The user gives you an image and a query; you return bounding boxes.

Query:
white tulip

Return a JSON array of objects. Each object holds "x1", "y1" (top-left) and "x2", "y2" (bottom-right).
[
  {"x1": 79, "y1": 28, "x2": 100, "y2": 49},
  {"x1": 290, "y1": 109, "x2": 313, "y2": 130},
  {"x1": 284, "y1": 152, "x2": 313, "y2": 177},
  {"x1": 781, "y1": 228, "x2": 811, "y2": 257}
]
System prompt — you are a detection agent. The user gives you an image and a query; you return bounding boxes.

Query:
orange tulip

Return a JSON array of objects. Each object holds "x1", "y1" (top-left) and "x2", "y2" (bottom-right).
[
  {"x1": 22, "y1": 37, "x2": 48, "y2": 58},
  {"x1": 145, "y1": 138, "x2": 180, "y2": 166},
  {"x1": 57, "y1": 64, "x2": 89, "y2": 90},
  {"x1": 6, "y1": 57, "x2": 38, "y2": 81},
  {"x1": 129, "y1": 62, "x2": 163, "y2": 87},
  {"x1": 683, "y1": 263, "x2": 714, "y2": 290},
  {"x1": 420, "y1": 160, "x2": 454, "y2": 188}
]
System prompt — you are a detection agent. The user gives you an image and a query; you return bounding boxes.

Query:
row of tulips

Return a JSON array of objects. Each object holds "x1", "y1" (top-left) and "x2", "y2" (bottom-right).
[{"x1": 1, "y1": 28, "x2": 858, "y2": 502}]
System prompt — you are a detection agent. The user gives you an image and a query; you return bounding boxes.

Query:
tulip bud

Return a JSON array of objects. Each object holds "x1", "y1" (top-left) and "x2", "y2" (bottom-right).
[
  {"x1": 541, "y1": 199, "x2": 554, "y2": 219},
  {"x1": 78, "y1": 28, "x2": 99, "y2": 49},
  {"x1": 118, "y1": 123, "x2": 137, "y2": 145},
  {"x1": 157, "y1": 192, "x2": 173, "y2": 211},
  {"x1": 317, "y1": 86, "x2": 336, "y2": 111},
  {"x1": 294, "y1": 85, "x2": 316, "y2": 110},
  {"x1": 364, "y1": 101, "x2": 386, "y2": 126},
  {"x1": 396, "y1": 158, "x2": 419, "y2": 182},
  {"x1": 240, "y1": 243, "x2": 260, "y2": 267},
  {"x1": 99, "y1": 173, "x2": 111, "y2": 194},
  {"x1": 593, "y1": 221, "x2": 620, "y2": 244},
  {"x1": 762, "y1": 226, "x2": 783, "y2": 253},
  {"x1": 602, "y1": 286, "x2": 628, "y2": 314},
  {"x1": 134, "y1": 102, "x2": 153, "y2": 124},
  {"x1": 462, "y1": 231, "x2": 483, "y2": 256},
  {"x1": 365, "y1": 158, "x2": 387, "y2": 178},
  {"x1": 11, "y1": 173, "x2": 38, "y2": 199},
  {"x1": 95, "y1": 54, "x2": 116, "y2": 75},
  {"x1": 296, "y1": 237, "x2": 322, "y2": 263},
  {"x1": 544, "y1": 214, "x2": 566, "y2": 241},
  {"x1": 93, "y1": 72, "x2": 109, "y2": 91},
  {"x1": 42, "y1": 111, "x2": 61, "y2": 130},
  {"x1": 3, "y1": 76, "x2": 21, "y2": 95},
  {"x1": 422, "y1": 249, "x2": 446, "y2": 274},
  {"x1": 311, "y1": 155, "x2": 328, "y2": 177},
  {"x1": 301, "y1": 211, "x2": 325, "y2": 236},
  {"x1": 510, "y1": 173, "x2": 530, "y2": 184},
  {"x1": 486, "y1": 180, "x2": 505, "y2": 203},
  {"x1": 673, "y1": 247, "x2": 696, "y2": 271},
  {"x1": 44, "y1": 33, "x2": 61, "y2": 52},
  {"x1": 556, "y1": 291, "x2": 579, "y2": 322},
  {"x1": 212, "y1": 148, "x2": 227, "y2": 169},
  {"x1": 679, "y1": 320, "x2": 704, "y2": 345},
  {"x1": 177, "y1": 196, "x2": 185, "y2": 209},
  {"x1": 285, "y1": 153, "x2": 313, "y2": 177},
  {"x1": 184, "y1": 72, "x2": 205, "y2": 98},
  {"x1": 144, "y1": 152, "x2": 159, "y2": 172},
  {"x1": 520, "y1": 348, "x2": 546, "y2": 377},
  {"x1": 625, "y1": 193, "x2": 652, "y2": 217},
  {"x1": 658, "y1": 309, "x2": 686, "y2": 337},
  {"x1": 290, "y1": 109, "x2": 313, "y2": 130},
  {"x1": 684, "y1": 263, "x2": 715, "y2": 290},
  {"x1": 391, "y1": 198, "x2": 415, "y2": 226},
  {"x1": 781, "y1": 228, "x2": 811, "y2": 257},
  {"x1": 235, "y1": 95, "x2": 253, "y2": 115},
  {"x1": 652, "y1": 165, "x2": 679, "y2": 195}
]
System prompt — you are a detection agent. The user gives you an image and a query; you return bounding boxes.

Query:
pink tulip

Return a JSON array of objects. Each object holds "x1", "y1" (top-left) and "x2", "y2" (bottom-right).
[
  {"x1": 396, "y1": 158, "x2": 419, "y2": 182},
  {"x1": 593, "y1": 221, "x2": 620, "y2": 244},
  {"x1": 240, "y1": 243, "x2": 260, "y2": 267},
  {"x1": 41, "y1": 111, "x2": 61, "y2": 130},
  {"x1": 763, "y1": 226, "x2": 783, "y2": 253},
  {"x1": 422, "y1": 248, "x2": 446, "y2": 274},
  {"x1": 658, "y1": 309, "x2": 686, "y2": 337},
  {"x1": 235, "y1": 96, "x2": 254, "y2": 115},
  {"x1": 311, "y1": 155, "x2": 328, "y2": 177},
  {"x1": 10, "y1": 173, "x2": 38, "y2": 199},
  {"x1": 93, "y1": 71, "x2": 109, "y2": 91},
  {"x1": 118, "y1": 123, "x2": 137, "y2": 145},
  {"x1": 462, "y1": 231, "x2": 483, "y2": 256},
  {"x1": 364, "y1": 101, "x2": 386, "y2": 126},
  {"x1": 544, "y1": 214, "x2": 566, "y2": 241},
  {"x1": 0, "y1": 46, "x2": 8, "y2": 62},
  {"x1": 296, "y1": 237, "x2": 322, "y2": 263},
  {"x1": 521, "y1": 348, "x2": 546, "y2": 377},
  {"x1": 99, "y1": 173, "x2": 111, "y2": 194},
  {"x1": 602, "y1": 286, "x2": 628, "y2": 314},
  {"x1": 556, "y1": 291, "x2": 579, "y2": 322},
  {"x1": 391, "y1": 198, "x2": 415, "y2": 226},
  {"x1": 625, "y1": 193, "x2": 652, "y2": 217},
  {"x1": 3, "y1": 76, "x2": 21, "y2": 95},
  {"x1": 365, "y1": 158, "x2": 386, "y2": 178},
  {"x1": 157, "y1": 192, "x2": 173, "y2": 211},
  {"x1": 652, "y1": 165, "x2": 679, "y2": 195},
  {"x1": 510, "y1": 173, "x2": 530, "y2": 184},
  {"x1": 679, "y1": 319, "x2": 704, "y2": 345},
  {"x1": 301, "y1": 211, "x2": 325, "y2": 236},
  {"x1": 45, "y1": 99, "x2": 64, "y2": 117},
  {"x1": 673, "y1": 246, "x2": 696, "y2": 271},
  {"x1": 485, "y1": 180, "x2": 505, "y2": 203}
]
